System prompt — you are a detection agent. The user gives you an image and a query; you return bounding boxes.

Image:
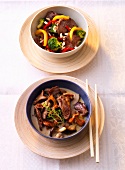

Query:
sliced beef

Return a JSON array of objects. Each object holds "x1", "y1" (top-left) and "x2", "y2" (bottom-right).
[
  {"x1": 48, "y1": 86, "x2": 66, "y2": 98},
  {"x1": 34, "y1": 37, "x2": 43, "y2": 48},
  {"x1": 57, "y1": 94, "x2": 73, "y2": 120},
  {"x1": 34, "y1": 107, "x2": 43, "y2": 130},
  {"x1": 74, "y1": 102, "x2": 88, "y2": 116},
  {"x1": 65, "y1": 34, "x2": 81, "y2": 48},
  {"x1": 66, "y1": 18, "x2": 78, "y2": 28},
  {"x1": 34, "y1": 103, "x2": 48, "y2": 120},
  {"x1": 57, "y1": 18, "x2": 78, "y2": 34},
  {"x1": 45, "y1": 11, "x2": 57, "y2": 20},
  {"x1": 57, "y1": 20, "x2": 68, "y2": 34}
]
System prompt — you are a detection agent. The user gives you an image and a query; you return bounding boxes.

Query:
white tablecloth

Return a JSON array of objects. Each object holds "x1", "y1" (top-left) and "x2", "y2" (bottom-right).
[{"x1": 0, "y1": 1, "x2": 125, "y2": 170}]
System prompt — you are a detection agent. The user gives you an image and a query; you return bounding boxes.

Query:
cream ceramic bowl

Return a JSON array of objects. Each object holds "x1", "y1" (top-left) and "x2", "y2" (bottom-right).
[{"x1": 30, "y1": 6, "x2": 88, "y2": 58}]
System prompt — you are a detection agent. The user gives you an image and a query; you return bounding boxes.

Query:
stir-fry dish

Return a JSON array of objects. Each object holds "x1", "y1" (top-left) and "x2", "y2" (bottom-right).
[
  {"x1": 32, "y1": 86, "x2": 88, "y2": 138},
  {"x1": 34, "y1": 11, "x2": 86, "y2": 53}
]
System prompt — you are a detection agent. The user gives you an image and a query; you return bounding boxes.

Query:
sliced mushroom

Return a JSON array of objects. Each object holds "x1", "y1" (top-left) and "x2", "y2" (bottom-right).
[
  {"x1": 75, "y1": 116, "x2": 85, "y2": 126},
  {"x1": 63, "y1": 93, "x2": 74, "y2": 101},
  {"x1": 60, "y1": 88, "x2": 67, "y2": 94},
  {"x1": 58, "y1": 127, "x2": 66, "y2": 132},
  {"x1": 68, "y1": 112, "x2": 79, "y2": 123},
  {"x1": 48, "y1": 86, "x2": 63, "y2": 98},
  {"x1": 34, "y1": 90, "x2": 47, "y2": 104},
  {"x1": 55, "y1": 132, "x2": 64, "y2": 138},
  {"x1": 43, "y1": 120, "x2": 56, "y2": 127},
  {"x1": 67, "y1": 124, "x2": 76, "y2": 131},
  {"x1": 49, "y1": 127, "x2": 55, "y2": 137},
  {"x1": 47, "y1": 95, "x2": 58, "y2": 109},
  {"x1": 42, "y1": 109, "x2": 48, "y2": 119},
  {"x1": 71, "y1": 93, "x2": 80, "y2": 106},
  {"x1": 34, "y1": 103, "x2": 43, "y2": 109}
]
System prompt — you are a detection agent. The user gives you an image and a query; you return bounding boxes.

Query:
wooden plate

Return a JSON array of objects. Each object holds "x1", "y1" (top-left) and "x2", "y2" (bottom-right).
[
  {"x1": 14, "y1": 76, "x2": 105, "y2": 159},
  {"x1": 19, "y1": 9, "x2": 99, "y2": 73}
]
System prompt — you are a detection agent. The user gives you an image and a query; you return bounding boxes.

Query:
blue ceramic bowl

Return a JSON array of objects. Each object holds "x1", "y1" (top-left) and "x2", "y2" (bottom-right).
[{"x1": 26, "y1": 79, "x2": 92, "y2": 140}]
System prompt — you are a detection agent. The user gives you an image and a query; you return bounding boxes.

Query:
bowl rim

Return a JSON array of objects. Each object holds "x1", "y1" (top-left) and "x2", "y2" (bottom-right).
[
  {"x1": 26, "y1": 78, "x2": 92, "y2": 140},
  {"x1": 29, "y1": 5, "x2": 89, "y2": 56}
]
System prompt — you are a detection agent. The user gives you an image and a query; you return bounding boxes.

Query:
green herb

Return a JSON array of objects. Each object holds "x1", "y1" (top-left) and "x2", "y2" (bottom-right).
[{"x1": 42, "y1": 102, "x2": 64, "y2": 124}]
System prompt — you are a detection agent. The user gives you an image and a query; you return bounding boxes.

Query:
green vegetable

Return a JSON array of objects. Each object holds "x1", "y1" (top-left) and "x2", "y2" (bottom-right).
[
  {"x1": 76, "y1": 30, "x2": 86, "y2": 39},
  {"x1": 37, "y1": 18, "x2": 45, "y2": 29},
  {"x1": 49, "y1": 24, "x2": 57, "y2": 33},
  {"x1": 42, "y1": 102, "x2": 64, "y2": 124},
  {"x1": 48, "y1": 37, "x2": 62, "y2": 51},
  {"x1": 48, "y1": 109, "x2": 64, "y2": 124}
]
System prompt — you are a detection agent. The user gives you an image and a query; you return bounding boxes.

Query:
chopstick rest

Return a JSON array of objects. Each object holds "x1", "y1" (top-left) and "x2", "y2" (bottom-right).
[
  {"x1": 95, "y1": 84, "x2": 99, "y2": 163},
  {"x1": 86, "y1": 79, "x2": 94, "y2": 157}
]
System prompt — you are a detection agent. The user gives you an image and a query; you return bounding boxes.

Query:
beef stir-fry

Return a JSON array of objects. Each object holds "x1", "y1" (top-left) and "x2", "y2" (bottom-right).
[
  {"x1": 34, "y1": 11, "x2": 86, "y2": 53},
  {"x1": 32, "y1": 86, "x2": 88, "y2": 138}
]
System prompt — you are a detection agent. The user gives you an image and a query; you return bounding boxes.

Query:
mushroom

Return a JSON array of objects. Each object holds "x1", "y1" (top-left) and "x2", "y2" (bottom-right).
[
  {"x1": 49, "y1": 127, "x2": 55, "y2": 137},
  {"x1": 75, "y1": 116, "x2": 85, "y2": 126},
  {"x1": 67, "y1": 124, "x2": 76, "y2": 131},
  {"x1": 34, "y1": 90, "x2": 47, "y2": 104},
  {"x1": 58, "y1": 127, "x2": 66, "y2": 132},
  {"x1": 43, "y1": 120, "x2": 56, "y2": 127},
  {"x1": 71, "y1": 93, "x2": 79, "y2": 106},
  {"x1": 42, "y1": 109, "x2": 48, "y2": 119},
  {"x1": 47, "y1": 95, "x2": 58, "y2": 109},
  {"x1": 55, "y1": 132, "x2": 64, "y2": 138},
  {"x1": 68, "y1": 112, "x2": 79, "y2": 123},
  {"x1": 34, "y1": 103, "x2": 43, "y2": 109}
]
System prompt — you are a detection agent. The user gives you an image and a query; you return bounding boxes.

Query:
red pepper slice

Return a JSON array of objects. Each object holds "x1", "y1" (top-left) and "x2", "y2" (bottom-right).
[
  {"x1": 65, "y1": 25, "x2": 71, "y2": 31},
  {"x1": 43, "y1": 20, "x2": 52, "y2": 29},
  {"x1": 61, "y1": 47, "x2": 74, "y2": 53},
  {"x1": 48, "y1": 35, "x2": 54, "y2": 39},
  {"x1": 58, "y1": 37, "x2": 63, "y2": 41},
  {"x1": 46, "y1": 45, "x2": 49, "y2": 49},
  {"x1": 52, "y1": 20, "x2": 57, "y2": 24}
]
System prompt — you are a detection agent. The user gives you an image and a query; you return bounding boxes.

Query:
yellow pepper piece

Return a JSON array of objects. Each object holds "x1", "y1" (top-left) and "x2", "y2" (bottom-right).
[
  {"x1": 52, "y1": 15, "x2": 69, "y2": 21},
  {"x1": 35, "y1": 29, "x2": 48, "y2": 46},
  {"x1": 69, "y1": 26, "x2": 83, "y2": 41}
]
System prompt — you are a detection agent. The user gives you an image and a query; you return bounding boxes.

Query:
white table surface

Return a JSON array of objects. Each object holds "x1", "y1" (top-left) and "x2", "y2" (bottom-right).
[{"x1": 0, "y1": 1, "x2": 125, "y2": 170}]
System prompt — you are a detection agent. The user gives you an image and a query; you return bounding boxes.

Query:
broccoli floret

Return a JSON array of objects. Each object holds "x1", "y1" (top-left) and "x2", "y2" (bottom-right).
[
  {"x1": 49, "y1": 24, "x2": 57, "y2": 33},
  {"x1": 48, "y1": 37, "x2": 62, "y2": 51},
  {"x1": 76, "y1": 30, "x2": 86, "y2": 39},
  {"x1": 37, "y1": 18, "x2": 45, "y2": 29}
]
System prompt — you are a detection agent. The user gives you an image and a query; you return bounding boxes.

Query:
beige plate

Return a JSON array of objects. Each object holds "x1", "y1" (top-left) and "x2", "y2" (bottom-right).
[
  {"x1": 19, "y1": 9, "x2": 99, "y2": 73},
  {"x1": 14, "y1": 76, "x2": 105, "y2": 159}
]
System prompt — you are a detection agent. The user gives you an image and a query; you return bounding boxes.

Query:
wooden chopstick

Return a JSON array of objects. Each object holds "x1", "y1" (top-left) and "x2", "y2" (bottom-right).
[
  {"x1": 95, "y1": 84, "x2": 99, "y2": 163},
  {"x1": 86, "y1": 79, "x2": 94, "y2": 157}
]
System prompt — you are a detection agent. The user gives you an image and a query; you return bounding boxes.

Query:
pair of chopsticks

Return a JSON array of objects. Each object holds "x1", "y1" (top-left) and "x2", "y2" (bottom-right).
[{"x1": 86, "y1": 79, "x2": 99, "y2": 163}]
